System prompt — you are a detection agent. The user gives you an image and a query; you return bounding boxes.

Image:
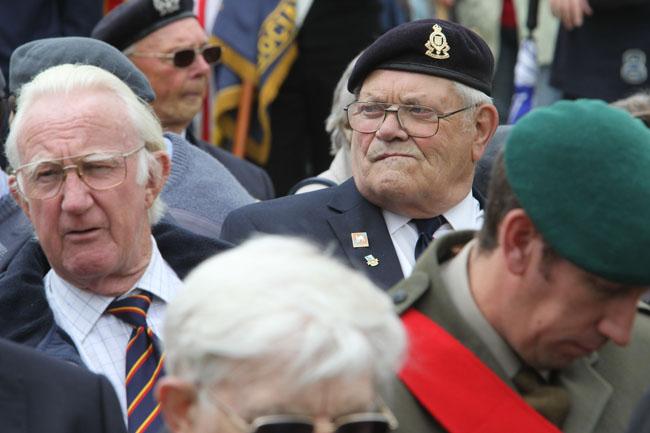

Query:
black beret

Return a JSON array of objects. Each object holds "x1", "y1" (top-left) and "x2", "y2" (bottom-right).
[
  {"x1": 348, "y1": 19, "x2": 494, "y2": 95},
  {"x1": 9, "y1": 37, "x2": 155, "y2": 102},
  {"x1": 92, "y1": 0, "x2": 195, "y2": 51}
]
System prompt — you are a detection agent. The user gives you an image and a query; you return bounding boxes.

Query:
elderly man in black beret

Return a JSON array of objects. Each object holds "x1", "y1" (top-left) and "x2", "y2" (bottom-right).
[
  {"x1": 220, "y1": 19, "x2": 498, "y2": 290},
  {"x1": 389, "y1": 99, "x2": 650, "y2": 432},
  {"x1": 92, "y1": 0, "x2": 275, "y2": 200}
]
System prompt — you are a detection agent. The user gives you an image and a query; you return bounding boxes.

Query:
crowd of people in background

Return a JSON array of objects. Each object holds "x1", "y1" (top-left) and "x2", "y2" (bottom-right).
[{"x1": 1, "y1": 1, "x2": 650, "y2": 433}]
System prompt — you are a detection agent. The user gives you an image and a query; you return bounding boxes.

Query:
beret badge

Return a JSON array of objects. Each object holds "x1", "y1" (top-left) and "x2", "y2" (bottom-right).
[
  {"x1": 425, "y1": 24, "x2": 450, "y2": 60},
  {"x1": 153, "y1": 0, "x2": 181, "y2": 16}
]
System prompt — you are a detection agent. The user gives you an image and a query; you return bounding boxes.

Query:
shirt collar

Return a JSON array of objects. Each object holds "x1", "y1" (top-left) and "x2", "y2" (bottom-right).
[
  {"x1": 383, "y1": 190, "x2": 483, "y2": 234},
  {"x1": 46, "y1": 236, "x2": 174, "y2": 343}
]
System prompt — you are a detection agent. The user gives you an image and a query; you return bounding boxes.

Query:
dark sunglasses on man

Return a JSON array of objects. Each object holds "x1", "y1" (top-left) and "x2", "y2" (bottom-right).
[{"x1": 128, "y1": 44, "x2": 221, "y2": 68}]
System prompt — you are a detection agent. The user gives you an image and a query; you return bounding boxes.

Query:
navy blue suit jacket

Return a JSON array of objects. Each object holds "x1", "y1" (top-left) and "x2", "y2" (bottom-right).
[
  {"x1": 186, "y1": 131, "x2": 275, "y2": 200},
  {"x1": 221, "y1": 178, "x2": 405, "y2": 289},
  {"x1": 0, "y1": 338, "x2": 125, "y2": 433}
]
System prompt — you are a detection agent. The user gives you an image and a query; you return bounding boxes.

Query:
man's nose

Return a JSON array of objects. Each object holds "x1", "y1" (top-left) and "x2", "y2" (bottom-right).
[
  {"x1": 60, "y1": 168, "x2": 93, "y2": 213},
  {"x1": 190, "y1": 50, "x2": 211, "y2": 75},
  {"x1": 375, "y1": 109, "x2": 409, "y2": 141},
  {"x1": 597, "y1": 292, "x2": 642, "y2": 346}
]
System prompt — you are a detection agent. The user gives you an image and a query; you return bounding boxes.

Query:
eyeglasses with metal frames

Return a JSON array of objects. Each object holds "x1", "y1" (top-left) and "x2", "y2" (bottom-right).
[
  {"x1": 344, "y1": 101, "x2": 475, "y2": 138},
  {"x1": 13, "y1": 145, "x2": 145, "y2": 200},
  {"x1": 208, "y1": 393, "x2": 399, "y2": 433},
  {"x1": 128, "y1": 44, "x2": 221, "y2": 68}
]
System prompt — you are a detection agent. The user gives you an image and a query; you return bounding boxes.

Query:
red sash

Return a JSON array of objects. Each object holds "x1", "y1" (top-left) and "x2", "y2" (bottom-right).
[{"x1": 398, "y1": 309, "x2": 562, "y2": 433}]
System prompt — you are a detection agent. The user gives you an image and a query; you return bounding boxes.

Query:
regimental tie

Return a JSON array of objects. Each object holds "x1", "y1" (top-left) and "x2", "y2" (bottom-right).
[
  {"x1": 107, "y1": 291, "x2": 165, "y2": 433},
  {"x1": 513, "y1": 365, "x2": 570, "y2": 428},
  {"x1": 413, "y1": 215, "x2": 447, "y2": 260}
]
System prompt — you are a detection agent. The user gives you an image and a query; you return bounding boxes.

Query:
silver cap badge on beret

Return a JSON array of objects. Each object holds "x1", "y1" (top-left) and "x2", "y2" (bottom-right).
[
  {"x1": 425, "y1": 24, "x2": 450, "y2": 60},
  {"x1": 153, "y1": 0, "x2": 181, "y2": 16}
]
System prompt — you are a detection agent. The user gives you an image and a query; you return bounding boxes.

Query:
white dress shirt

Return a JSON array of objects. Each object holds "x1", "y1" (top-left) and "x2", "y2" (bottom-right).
[
  {"x1": 44, "y1": 236, "x2": 184, "y2": 422},
  {"x1": 383, "y1": 191, "x2": 484, "y2": 277}
]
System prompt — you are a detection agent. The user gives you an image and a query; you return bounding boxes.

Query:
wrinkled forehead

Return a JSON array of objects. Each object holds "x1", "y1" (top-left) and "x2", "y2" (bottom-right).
[
  {"x1": 16, "y1": 89, "x2": 137, "y2": 162},
  {"x1": 358, "y1": 69, "x2": 459, "y2": 106}
]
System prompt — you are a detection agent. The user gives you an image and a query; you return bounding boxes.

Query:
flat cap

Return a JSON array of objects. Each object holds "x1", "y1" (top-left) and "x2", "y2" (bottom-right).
[
  {"x1": 505, "y1": 99, "x2": 650, "y2": 285},
  {"x1": 9, "y1": 37, "x2": 155, "y2": 102},
  {"x1": 348, "y1": 19, "x2": 494, "y2": 95},
  {"x1": 92, "y1": 0, "x2": 195, "y2": 51}
]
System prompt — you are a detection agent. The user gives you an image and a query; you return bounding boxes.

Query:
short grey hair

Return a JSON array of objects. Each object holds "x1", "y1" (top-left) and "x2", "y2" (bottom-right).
[
  {"x1": 5, "y1": 63, "x2": 166, "y2": 224},
  {"x1": 452, "y1": 81, "x2": 494, "y2": 129},
  {"x1": 164, "y1": 235, "x2": 407, "y2": 396}
]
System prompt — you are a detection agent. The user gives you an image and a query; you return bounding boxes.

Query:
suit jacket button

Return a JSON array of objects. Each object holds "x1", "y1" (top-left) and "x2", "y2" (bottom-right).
[{"x1": 391, "y1": 289, "x2": 408, "y2": 305}]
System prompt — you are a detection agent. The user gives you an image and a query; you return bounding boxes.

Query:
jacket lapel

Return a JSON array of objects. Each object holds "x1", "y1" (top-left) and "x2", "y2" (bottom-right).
[
  {"x1": 326, "y1": 179, "x2": 403, "y2": 289},
  {"x1": 560, "y1": 355, "x2": 612, "y2": 433}
]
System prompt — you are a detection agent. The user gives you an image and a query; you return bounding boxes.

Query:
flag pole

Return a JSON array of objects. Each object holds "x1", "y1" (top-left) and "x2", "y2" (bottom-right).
[{"x1": 232, "y1": 79, "x2": 254, "y2": 158}]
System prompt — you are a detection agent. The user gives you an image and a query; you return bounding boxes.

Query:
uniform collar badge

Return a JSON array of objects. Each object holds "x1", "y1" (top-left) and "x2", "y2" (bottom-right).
[{"x1": 425, "y1": 24, "x2": 450, "y2": 60}]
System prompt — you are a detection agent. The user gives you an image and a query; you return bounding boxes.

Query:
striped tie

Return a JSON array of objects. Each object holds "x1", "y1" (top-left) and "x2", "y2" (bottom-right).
[{"x1": 107, "y1": 291, "x2": 164, "y2": 433}]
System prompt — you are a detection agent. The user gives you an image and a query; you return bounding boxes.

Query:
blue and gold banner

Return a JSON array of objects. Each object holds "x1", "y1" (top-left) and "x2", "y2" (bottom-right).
[{"x1": 212, "y1": 0, "x2": 298, "y2": 165}]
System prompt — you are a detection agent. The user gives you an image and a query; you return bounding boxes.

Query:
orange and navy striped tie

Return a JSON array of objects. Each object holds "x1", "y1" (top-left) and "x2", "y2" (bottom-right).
[{"x1": 107, "y1": 291, "x2": 164, "y2": 433}]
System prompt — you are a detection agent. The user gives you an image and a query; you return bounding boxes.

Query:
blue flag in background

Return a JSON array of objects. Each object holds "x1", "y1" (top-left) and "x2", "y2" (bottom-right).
[
  {"x1": 212, "y1": 0, "x2": 298, "y2": 165},
  {"x1": 507, "y1": 37, "x2": 538, "y2": 124}
]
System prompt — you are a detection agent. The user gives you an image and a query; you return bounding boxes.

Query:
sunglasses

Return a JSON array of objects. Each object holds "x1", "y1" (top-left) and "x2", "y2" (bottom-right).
[
  {"x1": 128, "y1": 45, "x2": 221, "y2": 68},
  {"x1": 212, "y1": 395, "x2": 398, "y2": 433}
]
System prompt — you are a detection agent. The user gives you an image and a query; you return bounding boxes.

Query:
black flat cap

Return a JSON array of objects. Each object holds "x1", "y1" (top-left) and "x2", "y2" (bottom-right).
[
  {"x1": 92, "y1": 0, "x2": 195, "y2": 51},
  {"x1": 9, "y1": 37, "x2": 155, "y2": 102},
  {"x1": 348, "y1": 19, "x2": 494, "y2": 95}
]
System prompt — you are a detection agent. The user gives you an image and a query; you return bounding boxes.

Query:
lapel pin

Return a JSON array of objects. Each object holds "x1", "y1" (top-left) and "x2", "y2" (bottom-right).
[
  {"x1": 364, "y1": 254, "x2": 379, "y2": 267},
  {"x1": 351, "y1": 232, "x2": 369, "y2": 248}
]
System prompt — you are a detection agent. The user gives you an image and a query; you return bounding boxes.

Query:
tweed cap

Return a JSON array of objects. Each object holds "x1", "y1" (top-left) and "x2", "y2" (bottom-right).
[
  {"x1": 92, "y1": 0, "x2": 195, "y2": 51},
  {"x1": 505, "y1": 99, "x2": 650, "y2": 285},
  {"x1": 348, "y1": 19, "x2": 494, "y2": 95},
  {"x1": 9, "y1": 37, "x2": 155, "y2": 102}
]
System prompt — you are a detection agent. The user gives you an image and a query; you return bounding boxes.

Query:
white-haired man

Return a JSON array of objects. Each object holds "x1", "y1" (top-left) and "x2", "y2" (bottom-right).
[
  {"x1": 157, "y1": 235, "x2": 406, "y2": 433},
  {"x1": 3, "y1": 63, "x2": 228, "y2": 433}
]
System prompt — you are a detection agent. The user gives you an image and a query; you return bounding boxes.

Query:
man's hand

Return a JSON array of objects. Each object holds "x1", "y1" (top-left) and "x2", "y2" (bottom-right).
[{"x1": 550, "y1": 0, "x2": 593, "y2": 29}]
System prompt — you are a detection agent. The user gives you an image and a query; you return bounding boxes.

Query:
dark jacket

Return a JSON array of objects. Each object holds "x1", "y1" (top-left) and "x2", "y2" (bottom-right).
[
  {"x1": 551, "y1": 0, "x2": 650, "y2": 101},
  {"x1": 221, "y1": 178, "x2": 404, "y2": 289},
  {"x1": 0, "y1": 337, "x2": 126, "y2": 433},
  {"x1": 0, "y1": 220, "x2": 230, "y2": 363}
]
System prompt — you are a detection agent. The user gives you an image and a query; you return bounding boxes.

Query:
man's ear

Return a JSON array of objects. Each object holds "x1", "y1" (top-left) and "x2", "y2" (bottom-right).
[
  {"x1": 471, "y1": 103, "x2": 499, "y2": 162},
  {"x1": 498, "y1": 208, "x2": 539, "y2": 276},
  {"x1": 156, "y1": 377, "x2": 197, "y2": 433},
  {"x1": 8, "y1": 175, "x2": 30, "y2": 219},
  {"x1": 144, "y1": 150, "x2": 171, "y2": 208}
]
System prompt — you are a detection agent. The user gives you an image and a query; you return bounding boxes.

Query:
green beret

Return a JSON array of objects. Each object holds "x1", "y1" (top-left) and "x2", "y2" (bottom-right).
[{"x1": 505, "y1": 99, "x2": 650, "y2": 285}]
